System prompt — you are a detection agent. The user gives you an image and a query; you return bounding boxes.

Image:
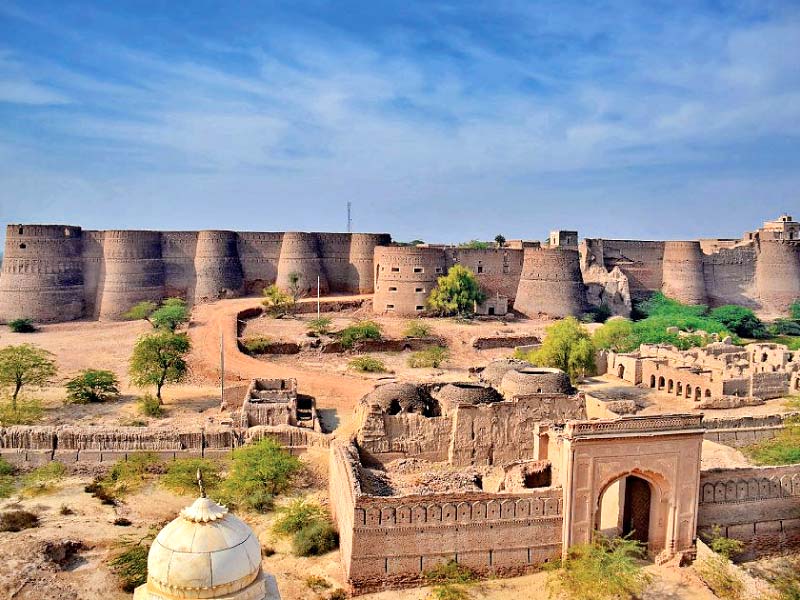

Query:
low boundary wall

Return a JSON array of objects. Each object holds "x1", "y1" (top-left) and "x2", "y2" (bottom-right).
[{"x1": 702, "y1": 413, "x2": 797, "y2": 448}]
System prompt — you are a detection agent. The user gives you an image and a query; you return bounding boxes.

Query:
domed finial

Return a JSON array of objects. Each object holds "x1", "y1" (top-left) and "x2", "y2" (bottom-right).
[{"x1": 197, "y1": 467, "x2": 206, "y2": 498}]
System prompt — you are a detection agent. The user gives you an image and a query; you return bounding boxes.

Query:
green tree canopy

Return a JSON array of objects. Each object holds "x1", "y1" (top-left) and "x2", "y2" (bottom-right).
[
  {"x1": 65, "y1": 369, "x2": 120, "y2": 404},
  {"x1": 791, "y1": 299, "x2": 800, "y2": 321},
  {"x1": 123, "y1": 301, "x2": 158, "y2": 323},
  {"x1": 262, "y1": 284, "x2": 295, "y2": 317},
  {"x1": 524, "y1": 317, "x2": 595, "y2": 382},
  {"x1": 123, "y1": 298, "x2": 189, "y2": 332},
  {"x1": 426, "y1": 265, "x2": 486, "y2": 317},
  {"x1": 494, "y1": 234, "x2": 506, "y2": 246},
  {"x1": 0, "y1": 344, "x2": 57, "y2": 407},
  {"x1": 129, "y1": 332, "x2": 190, "y2": 403},
  {"x1": 708, "y1": 305, "x2": 765, "y2": 338},
  {"x1": 592, "y1": 319, "x2": 639, "y2": 353}
]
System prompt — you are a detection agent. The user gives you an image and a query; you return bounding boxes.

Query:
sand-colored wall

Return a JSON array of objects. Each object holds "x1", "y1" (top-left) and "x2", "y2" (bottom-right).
[{"x1": 513, "y1": 247, "x2": 586, "y2": 318}]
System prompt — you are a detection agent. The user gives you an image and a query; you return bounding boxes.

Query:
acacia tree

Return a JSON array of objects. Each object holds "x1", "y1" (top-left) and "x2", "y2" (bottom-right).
[
  {"x1": 526, "y1": 317, "x2": 596, "y2": 382},
  {"x1": 124, "y1": 298, "x2": 189, "y2": 332},
  {"x1": 427, "y1": 265, "x2": 486, "y2": 316},
  {"x1": 129, "y1": 332, "x2": 190, "y2": 403},
  {"x1": 494, "y1": 234, "x2": 506, "y2": 246},
  {"x1": 0, "y1": 344, "x2": 57, "y2": 409},
  {"x1": 65, "y1": 369, "x2": 120, "y2": 404}
]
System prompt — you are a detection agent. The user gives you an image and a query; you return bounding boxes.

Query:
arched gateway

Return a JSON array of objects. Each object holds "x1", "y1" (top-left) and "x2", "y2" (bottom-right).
[{"x1": 558, "y1": 414, "x2": 704, "y2": 562}]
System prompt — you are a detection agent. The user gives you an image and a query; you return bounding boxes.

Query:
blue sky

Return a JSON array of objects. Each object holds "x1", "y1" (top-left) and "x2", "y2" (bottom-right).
[{"x1": 1, "y1": 1, "x2": 799, "y2": 245}]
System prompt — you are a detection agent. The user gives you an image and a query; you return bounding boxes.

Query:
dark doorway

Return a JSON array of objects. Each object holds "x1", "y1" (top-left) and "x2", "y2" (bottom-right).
[
  {"x1": 488, "y1": 307, "x2": 495, "y2": 315},
  {"x1": 622, "y1": 476, "x2": 651, "y2": 544}
]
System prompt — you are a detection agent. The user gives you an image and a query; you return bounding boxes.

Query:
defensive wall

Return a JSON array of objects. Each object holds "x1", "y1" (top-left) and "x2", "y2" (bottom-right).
[{"x1": 0, "y1": 225, "x2": 391, "y2": 322}]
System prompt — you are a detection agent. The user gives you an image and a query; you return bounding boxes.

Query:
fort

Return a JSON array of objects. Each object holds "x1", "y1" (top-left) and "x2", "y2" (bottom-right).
[{"x1": 1, "y1": 215, "x2": 799, "y2": 323}]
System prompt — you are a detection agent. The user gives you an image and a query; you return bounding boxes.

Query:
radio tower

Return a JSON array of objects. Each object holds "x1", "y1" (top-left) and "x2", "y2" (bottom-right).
[{"x1": 347, "y1": 201, "x2": 352, "y2": 233}]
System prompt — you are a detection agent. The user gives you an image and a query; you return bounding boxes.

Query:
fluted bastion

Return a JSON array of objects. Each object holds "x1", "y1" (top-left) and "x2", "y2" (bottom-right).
[
  {"x1": 0, "y1": 224, "x2": 84, "y2": 322},
  {"x1": 0, "y1": 225, "x2": 392, "y2": 323},
  {"x1": 373, "y1": 246, "x2": 446, "y2": 315},
  {"x1": 755, "y1": 240, "x2": 800, "y2": 315},
  {"x1": 194, "y1": 230, "x2": 245, "y2": 302},
  {"x1": 513, "y1": 247, "x2": 586, "y2": 318},
  {"x1": 662, "y1": 241, "x2": 708, "y2": 305},
  {"x1": 97, "y1": 230, "x2": 165, "y2": 320}
]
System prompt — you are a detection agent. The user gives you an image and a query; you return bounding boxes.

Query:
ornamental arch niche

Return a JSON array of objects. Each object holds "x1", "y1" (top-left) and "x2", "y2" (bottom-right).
[{"x1": 559, "y1": 414, "x2": 704, "y2": 562}]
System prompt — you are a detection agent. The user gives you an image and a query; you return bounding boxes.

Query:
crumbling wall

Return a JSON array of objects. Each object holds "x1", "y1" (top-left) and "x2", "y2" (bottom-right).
[
  {"x1": 702, "y1": 244, "x2": 757, "y2": 308},
  {"x1": 701, "y1": 413, "x2": 796, "y2": 448},
  {"x1": 751, "y1": 371, "x2": 791, "y2": 400},
  {"x1": 590, "y1": 240, "x2": 665, "y2": 300},
  {"x1": 698, "y1": 464, "x2": 800, "y2": 559}
]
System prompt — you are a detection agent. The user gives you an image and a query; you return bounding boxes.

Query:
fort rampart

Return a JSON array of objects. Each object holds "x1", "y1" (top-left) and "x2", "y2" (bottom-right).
[{"x1": 0, "y1": 225, "x2": 391, "y2": 322}]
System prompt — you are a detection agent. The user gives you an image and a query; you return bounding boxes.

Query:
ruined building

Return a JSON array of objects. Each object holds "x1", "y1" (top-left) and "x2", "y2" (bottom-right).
[{"x1": 1, "y1": 215, "x2": 799, "y2": 323}]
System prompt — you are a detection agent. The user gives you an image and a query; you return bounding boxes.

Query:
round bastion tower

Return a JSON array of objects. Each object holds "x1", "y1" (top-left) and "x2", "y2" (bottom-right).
[
  {"x1": 193, "y1": 230, "x2": 245, "y2": 302},
  {"x1": 755, "y1": 239, "x2": 800, "y2": 315},
  {"x1": 275, "y1": 232, "x2": 329, "y2": 295},
  {"x1": 513, "y1": 247, "x2": 586, "y2": 318},
  {"x1": 98, "y1": 230, "x2": 165, "y2": 321},
  {"x1": 0, "y1": 224, "x2": 85, "y2": 323},
  {"x1": 661, "y1": 241, "x2": 708, "y2": 305},
  {"x1": 349, "y1": 233, "x2": 392, "y2": 294},
  {"x1": 373, "y1": 246, "x2": 447, "y2": 315}
]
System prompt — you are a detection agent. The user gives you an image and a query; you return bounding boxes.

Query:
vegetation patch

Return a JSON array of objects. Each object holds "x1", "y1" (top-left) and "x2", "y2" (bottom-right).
[
  {"x1": 547, "y1": 536, "x2": 650, "y2": 600},
  {"x1": 424, "y1": 560, "x2": 477, "y2": 600},
  {"x1": 129, "y1": 331, "x2": 190, "y2": 402},
  {"x1": 21, "y1": 461, "x2": 66, "y2": 496},
  {"x1": 65, "y1": 369, "x2": 120, "y2": 404},
  {"x1": 110, "y1": 536, "x2": 151, "y2": 592},
  {"x1": 348, "y1": 356, "x2": 387, "y2": 373},
  {"x1": 0, "y1": 456, "x2": 15, "y2": 498},
  {"x1": 403, "y1": 320, "x2": 433, "y2": 338},
  {"x1": 241, "y1": 336, "x2": 273, "y2": 354},
  {"x1": 0, "y1": 509, "x2": 39, "y2": 532},
  {"x1": 305, "y1": 575, "x2": 332, "y2": 593},
  {"x1": 338, "y1": 320, "x2": 382, "y2": 349},
  {"x1": 427, "y1": 265, "x2": 485, "y2": 317},
  {"x1": 262, "y1": 284, "x2": 296, "y2": 317},
  {"x1": 0, "y1": 343, "x2": 57, "y2": 410},
  {"x1": 695, "y1": 553, "x2": 745, "y2": 600},
  {"x1": 408, "y1": 345, "x2": 449, "y2": 368},
  {"x1": 137, "y1": 393, "x2": 164, "y2": 417},
  {"x1": 307, "y1": 316, "x2": 333, "y2": 336},
  {"x1": 124, "y1": 297, "x2": 189, "y2": 332},
  {"x1": 162, "y1": 458, "x2": 222, "y2": 495},
  {"x1": 8, "y1": 318, "x2": 36, "y2": 333},
  {"x1": 85, "y1": 478, "x2": 117, "y2": 505},
  {"x1": 218, "y1": 437, "x2": 302, "y2": 511},
  {"x1": 743, "y1": 413, "x2": 800, "y2": 465},
  {"x1": 103, "y1": 453, "x2": 163, "y2": 496},
  {"x1": 273, "y1": 497, "x2": 339, "y2": 557},
  {"x1": 0, "y1": 396, "x2": 43, "y2": 425},
  {"x1": 517, "y1": 317, "x2": 594, "y2": 382}
]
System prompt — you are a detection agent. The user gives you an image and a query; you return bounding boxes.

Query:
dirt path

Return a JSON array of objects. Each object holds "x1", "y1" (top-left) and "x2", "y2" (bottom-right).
[{"x1": 188, "y1": 296, "x2": 377, "y2": 431}]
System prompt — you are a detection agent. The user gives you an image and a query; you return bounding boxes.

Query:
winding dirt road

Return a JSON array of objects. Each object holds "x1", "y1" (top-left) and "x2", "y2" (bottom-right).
[{"x1": 188, "y1": 296, "x2": 377, "y2": 430}]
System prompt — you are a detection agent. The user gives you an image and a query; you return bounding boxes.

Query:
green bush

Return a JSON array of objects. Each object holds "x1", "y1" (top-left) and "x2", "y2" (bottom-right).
[
  {"x1": 292, "y1": 519, "x2": 339, "y2": 557},
  {"x1": 707, "y1": 525, "x2": 745, "y2": 559},
  {"x1": 110, "y1": 541, "x2": 149, "y2": 592},
  {"x1": 273, "y1": 498, "x2": 327, "y2": 536},
  {"x1": 695, "y1": 553, "x2": 744, "y2": 600},
  {"x1": 65, "y1": 369, "x2": 120, "y2": 404},
  {"x1": 0, "y1": 456, "x2": 15, "y2": 498},
  {"x1": 305, "y1": 575, "x2": 331, "y2": 592},
  {"x1": 149, "y1": 299, "x2": 189, "y2": 332},
  {"x1": 424, "y1": 560, "x2": 476, "y2": 585},
  {"x1": 307, "y1": 317, "x2": 333, "y2": 336},
  {"x1": 407, "y1": 346, "x2": 449, "y2": 368},
  {"x1": 339, "y1": 321, "x2": 382, "y2": 349},
  {"x1": 582, "y1": 304, "x2": 612, "y2": 324},
  {"x1": 85, "y1": 478, "x2": 117, "y2": 505},
  {"x1": 8, "y1": 318, "x2": 36, "y2": 333},
  {"x1": 521, "y1": 317, "x2": 595, "y2": 382},
  {"x1": 262, "y1": 284, "x2": 295, "y2": 317},
  {"x1": 427, "y1": 265, "x2": 486, "y2": 317},
  {"x1": 458, "y1": 240, "x2": 492, "y2": 249},
  {"x1": 137, "y1": 394, "x2": 163, "y2": 417},
  {"x1": 0, "y1": 509, "x2": 39, "y2": 532},
  {"x1": 791, "y1": 300, "x2": 800, "y2": 321},
  {"x1": 21, "y1": 462, "x2": 66, "y2": 496},
  {"x1": 162, "y1": 458, "x2": 221, "y2": 495},
  {"x1": 403, "y1": 320, "x2": 433, "y2": 338},
  {"x1": 0, "y1": 397, "x2": 43, "y2": 424},
  {"x1": 710, "y1": 305, "x2": 766, "y2": 338},
  {"x1": 348, "y1": 356, "x2": 387, "y2": 373},
  {"x1": 548, "y1": 536, "x2": 650, "y2": 600},
  {"x1": 743, "y1": 415, "x2": 800, "y2": 465},
  {"x1": 103, "y1": 453, "x2": 162, "y2": 496},
  {"x1": 218, "y1": 437, "x2": 302, "y2": 511},
  {"x1": 241, "y1": 336, "x2": 273, "y2": 354},
  {"x1": 593, "y1": 319, "x2": 639, "y2": 353},
  {"x1": 769, "y1": 319, "x2": 800, "y2": 336}
]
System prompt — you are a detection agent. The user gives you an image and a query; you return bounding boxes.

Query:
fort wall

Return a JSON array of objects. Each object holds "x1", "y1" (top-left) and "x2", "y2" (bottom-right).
[
  {"x1": 698, "y1": 464, "x2": 800, "y2": 559},
  {"x1": 702, "y1": 245, "x2": 757, "y2": 308},
  {"x1": 662, "y1": 241, "x2": 707, "y2": 305},
  {"x1": 373, "y1": 246, "x2": 446, "y2": 315},
  {"x1": 755, "y1": 240, "x2": 800, "y2": 315},
  {"x1": 0, "y1": 225, "x2": 392, "y2": 322},
  {"x1": 513, "y1": 247, "x2": 586, "y2": 317},
  {"x1": 444, "y1": 247, "x2": 525, "y2": 301}
]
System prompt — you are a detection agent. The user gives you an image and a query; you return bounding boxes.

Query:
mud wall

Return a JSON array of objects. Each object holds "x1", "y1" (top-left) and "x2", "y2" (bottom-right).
[
  {"x1": 373, "y1": 246, "x2": 446, "y2": 316},
  {"x1": 444, "y1": 247, "x2": 525, "y2": 301},
  {"x1": 755, "y1": 240, "x2": 800, "y2": 315},
  {"x1": 662, "y1": 241, "x2": 707, "y2": 305},
  {"x1": 513, "y1": 247, "x2": 586, "y2": 317},
  {"x1": 0, "y1": 225, "x2": 391, "y2": 323},
  {"x1": 697, "y1": 464, "x2": 800, "y2": 559},
  {"x1": 701, "y1": 413, "x2": 796, "y2": 448}
]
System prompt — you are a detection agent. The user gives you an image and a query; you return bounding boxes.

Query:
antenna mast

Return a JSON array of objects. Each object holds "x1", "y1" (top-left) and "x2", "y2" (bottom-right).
[{"x1": 347, "y1": 201, "x2": 352, "y2": 233}]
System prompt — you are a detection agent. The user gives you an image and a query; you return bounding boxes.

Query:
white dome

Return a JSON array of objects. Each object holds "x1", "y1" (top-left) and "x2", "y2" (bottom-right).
[{"x1": 135, "y1": 496, "x2": 276, "y2": 600}]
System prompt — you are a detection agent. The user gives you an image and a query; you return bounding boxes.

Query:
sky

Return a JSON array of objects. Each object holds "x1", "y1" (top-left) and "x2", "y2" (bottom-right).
[{"x1": 1, "y1": 1, "x2": 799, "y2": 246}]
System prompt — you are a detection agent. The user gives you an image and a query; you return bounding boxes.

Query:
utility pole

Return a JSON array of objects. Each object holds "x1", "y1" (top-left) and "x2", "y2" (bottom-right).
[
  {"x1": 347, "y1": 201, "x2": 352, "y2": 233},
  {"x1": 317, "y1": 275, "x2": 321, "y2": 319},
  {"x1": 219, "y1": 329, "x2": 224, "y2": 406}
]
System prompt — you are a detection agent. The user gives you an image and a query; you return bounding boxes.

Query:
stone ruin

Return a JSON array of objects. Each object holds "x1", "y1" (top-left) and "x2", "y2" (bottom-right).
[
  {"x1": 328, "y1": 360, "x2": 800, "y2": 594},
  {"x1": 228, "y1": 378, "x2": 321, "y2": 432},
  {"x1": 604, "y1": 341, "x2": 800, "y2": 407}
]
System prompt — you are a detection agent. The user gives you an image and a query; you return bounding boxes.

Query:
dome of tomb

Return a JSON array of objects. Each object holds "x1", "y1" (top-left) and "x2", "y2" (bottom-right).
[
  {"x1": 479, "y1": 358, "x2": 529, "y2": 387},
  {"x1": 135, "y1": 493, "x2": 276, "y2": 600},
  {"x1": 499, "y1": 367, "x2": 572, "y2": 397},
  {"x1": 435, "y1": 382, "x2": 503, "y2": 410},
  {"x1": 360, "y1": 382, "x2": 439, "y2": 416}
]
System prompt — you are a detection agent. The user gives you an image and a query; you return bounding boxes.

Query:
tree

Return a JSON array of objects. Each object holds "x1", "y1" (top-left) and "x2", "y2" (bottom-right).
[
  {"x1": 709, "y1": 305, "x2": 765, "y2": 338},
  {"x1": 427, "y1": 265, "x2": 486, "y2": 317},
  {"x1": 219, "y1": 437, "x2": 302, "y2": 511},
  {"x1": 494, "y1": 234, "x2": 506, "y2": 247},
  {"x1": 262, "y1": 284, "x2": 295, "y2": 317},
  {"x1": 791, "y1": 299, "x2": 800, "y2": 321},
  {"x1": 124, "y1": 298, "x2": 188, "y2": 332},
  {"x1": 0, "y1": 344, "x2": 57, "y2": 409},
  {"x1": 129, "y1": 332, "x2": 190, "y2": 403},
  {"x1": 593, "y1": 319, "x2": 638, "y2": 353},
  {"x1": 65, "y1": 369, "x2": 120, "y2": 404},
  {"x1": 287, "y1": 271, "x2": 304, "y2": 302},
  {"x1": 526, "y1": 317, "x2": 595, "y2": 382}
]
